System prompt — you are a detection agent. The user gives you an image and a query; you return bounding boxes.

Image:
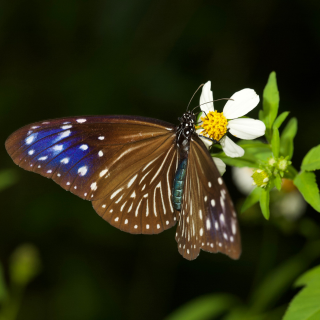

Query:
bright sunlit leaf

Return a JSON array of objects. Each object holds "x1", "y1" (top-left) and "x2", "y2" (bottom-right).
[
  {"x1": 283, "y1": 265, "x2": 320, "y2": 320},
  {"x1": 241, "y1": 187, "x2": 262, "y2": 213},
  {"x1": 293, "y1": 171, "x2": 320, "y2": 212},
  {"x1": 263, "y1": 71, "x2": 280, "y2": 141},
  {"x1": 259, "y1": 188, "x2": 270, "y2": 219},
  {"x1": 301, "y1": 145, "x2": 320, "y2": 172},
  {"x1": 271, "y1": 127, "x2": 280, "y2": 158},
  {"x1": 273, "y1": 111, "x2": 290, "y2": 129},
  {"x1": 280, "y1": 117, "x2": 297, "y2": 159},
  {"x1": 164, "y1": 294, "x2": 239, "y2": 320}
]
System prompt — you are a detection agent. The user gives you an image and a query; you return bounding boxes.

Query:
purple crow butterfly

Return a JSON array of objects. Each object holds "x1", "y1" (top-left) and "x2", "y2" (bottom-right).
[{"x1": 5, "y1": 106, "x2": 241, "y2": 261}]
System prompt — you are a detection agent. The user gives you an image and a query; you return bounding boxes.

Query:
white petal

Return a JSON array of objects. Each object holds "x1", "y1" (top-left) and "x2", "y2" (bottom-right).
[
  {"x1": 223, "y1": 89, "x2": 260, "y2": 119},
  {"x1": 220, "y1": 136, "x2": 244, "y2": 158},
  {"x1": 212, "y1": 157, "x2": 226, "y2": 176},
  {"x1": 228, "y1": 118, "x2": 266, "y2": 139},
  {"x1": 196, "y1": 128, "x2": 212, "y2": 149},
  {"x1": 199, "y1": 81, "x2": 214, "y2": 114}
]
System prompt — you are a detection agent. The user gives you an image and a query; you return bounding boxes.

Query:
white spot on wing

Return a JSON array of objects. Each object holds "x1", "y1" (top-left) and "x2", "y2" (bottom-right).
[
  {"x1": 28, "y1": 150, "x2": 35, "y2": 155},
  {"x1": 98, "y1": 136, "x2": 105, "y2": 140},
  {"x1": 90, "y1": 182, "x2": 98, "y2": 191},
  {"x1": 61, "y1": 157, "x2": 69, "y2": 164},
  {"x1": 78, "y1": 166, "x2": 88, "y2": 176},
  {"x1": 38, "y1": 156, "x2": 48, "y2": 161},
  {"x1": 98, "y1": 150, "x2": 103, "y2": 157},
  {"x1": 76, "y1": 119, "x2": 86, "y2": 123},
  {"x1": 79, "y1": 144, "x2": 88, "y2": 150},
  {"x1": 218, "y1": 177, "x2": 223, "y2": 185},
  {"x1": 53, "y1": 144, "x2": 63, "y2": 151},
  {"x1": 206, "y1": 219, "x2": 211, "y2": 230},
  {"x1": 61, "y1": 125, "x2": 72, "y2": 129}
]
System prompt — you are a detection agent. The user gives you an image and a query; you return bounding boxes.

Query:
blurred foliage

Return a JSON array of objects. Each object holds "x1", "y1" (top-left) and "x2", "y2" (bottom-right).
[
  {"x1": 1, "y1": 1, "x2": 320, "y2": 320},
  {"x1": 0, "y1": 244, "x2": 41, "y2": 320}
]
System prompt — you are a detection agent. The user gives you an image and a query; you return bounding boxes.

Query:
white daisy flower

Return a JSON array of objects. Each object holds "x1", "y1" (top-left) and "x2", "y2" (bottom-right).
[{"x1": 196, "y1": 81, "x2": 266, "y2": 158}]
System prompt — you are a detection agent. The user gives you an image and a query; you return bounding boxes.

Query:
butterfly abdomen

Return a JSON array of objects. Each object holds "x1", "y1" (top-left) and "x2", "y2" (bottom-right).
[{"x1": 172, "y1": 158, "x2": 188, "y2": 211}]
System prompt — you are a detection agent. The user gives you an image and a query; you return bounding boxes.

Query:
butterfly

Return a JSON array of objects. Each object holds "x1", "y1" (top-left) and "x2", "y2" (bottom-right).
[{"x1": 5, "y1": 110, "x2": 241, "y2": 260}]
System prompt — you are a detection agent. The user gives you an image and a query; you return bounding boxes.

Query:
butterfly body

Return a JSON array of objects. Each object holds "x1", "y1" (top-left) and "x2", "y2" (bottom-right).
[{"x1": 5, "y1": 113, "x2": 241, "y2": 261}]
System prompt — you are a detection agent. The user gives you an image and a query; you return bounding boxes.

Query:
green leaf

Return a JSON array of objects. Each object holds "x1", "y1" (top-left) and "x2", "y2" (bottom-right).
[
  {"x1": 301, "y1": 145, "x2": 320, "y2": 171},
  {"x1": 263, "y1": 72, "x2": 280, "y2": 141},
  {"x1": 0, "y1": 263, "x2": 7, "y2": 303},
  {"x1": 273, "y1": 111, "x2": 289, "y2": 129},
  {"x1": 9, "y1": 244, "x2": 41, "y2": 286},
  {"x1": 249, "y1": 240, "x2": 320, "y2": 313},
  {"x1": 212, "y1": 155, "x2": 260, "y2": 169},
  {"x1": 0, "y1": 169, "x2": 19, "y2": 193},
  {"x1": 163, "y1": 294, "x2": 239, "y2": 320},
  {"x1": 293, "y1": 171, "x2": 320, "y2": 212},
  {"x1": 241, "y1": 187, "x2": 262, "y2": 213},
  {"x1": 280, "y1": 117, "x2": 297, "y2": 159},
  {"x1": 283, "y1": 265, "x2": 320, "y2": 320},
  {"x1": 259, "y1": 188, "x2": 270, "y2": 219},
  {"x1": 274, "y1": 174, "x2": 282, "y2": 191},
  {"x1": 271, "y1": 127, "x2": 280, "y2": 158},
  {"x1": 259, "y1": 110, "x2": 265, "y2": 123}
]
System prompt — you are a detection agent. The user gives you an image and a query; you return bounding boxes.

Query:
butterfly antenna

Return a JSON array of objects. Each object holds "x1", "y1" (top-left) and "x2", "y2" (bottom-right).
[
  {"x1": 191, "y1": 98, "x2": 234, "y2": 113},
  {"x1": 186, "y1": 84, "x2": 204, "y2": 111}
]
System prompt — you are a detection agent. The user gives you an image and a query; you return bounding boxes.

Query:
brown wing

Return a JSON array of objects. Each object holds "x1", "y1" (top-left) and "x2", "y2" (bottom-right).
[
  {"x1": 5, "y1": 115, "x2": 179, "y2": 234},
  {"x1": 175, "y1": 134, "x2": 241, "y2": 260}
]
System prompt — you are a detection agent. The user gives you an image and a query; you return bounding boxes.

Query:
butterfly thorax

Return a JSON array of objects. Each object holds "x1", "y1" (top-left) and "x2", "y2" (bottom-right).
[{"x1": 176, "y1": 111, "x2": 195, "y2": 155}]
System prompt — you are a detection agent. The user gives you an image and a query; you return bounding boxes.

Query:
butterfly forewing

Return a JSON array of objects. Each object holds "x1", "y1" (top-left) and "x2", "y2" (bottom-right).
[
  {"x1": 176, "y1": 135, "x2": 241, "y2": 260},
  {"x1": 5, "y1": 115, "x2": 177, "y2": 203}
]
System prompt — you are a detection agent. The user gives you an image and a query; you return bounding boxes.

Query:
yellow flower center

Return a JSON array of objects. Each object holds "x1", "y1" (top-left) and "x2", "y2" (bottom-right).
[{"x1": 199, "y1": 111, "x2": 228, "y2": 141}]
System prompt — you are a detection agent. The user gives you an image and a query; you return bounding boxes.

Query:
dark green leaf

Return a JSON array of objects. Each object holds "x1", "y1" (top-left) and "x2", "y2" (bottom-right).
[
  {"x1": 280, "y1": 117, "x2": 297, "y2": 159},
  {"x1": 164, "y1": 294, "x2": 239, "y2": 320},
  {"x1": 241, "y1": 187, "x2": 262, "y2": 213},
  {"x1": 263, "y1": 72, "x2": 279, "y2": 129},
  {"x1": 301, "y1": 145, "x2": 320, "y2": 171},
  {"x1": 273, "y1": 111, "x2": 289, "y2": 129},
  {"x1": 293, "y1": 171, "x2": 320, "y2": 212},
  {"x1": 271, "y1": 127, "x2": 280, "y2": 158},
  {"x1": 0, "y1": 263, "x2": 7, "y2": 303},
  {"x1": 274, "y1": 174, "x2": 282, "y2": 191},
  {"x1": 259, "y1": 188, "x2": 270, "y2": 219},
  {"x1": 249, "y1": 241, "x2": 320, "y2": 314},
  {"x1": 0, "y1": 169, "x2": 19, "y2": 193},
  {"x1": 283, "y1": 265, "x2": 320, "y2": 320}
]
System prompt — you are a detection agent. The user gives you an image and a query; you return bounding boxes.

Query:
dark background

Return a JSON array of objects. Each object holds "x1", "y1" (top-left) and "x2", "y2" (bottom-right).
[{"x1": 1, "y1": 1, "x2": 320, "y2": 319}]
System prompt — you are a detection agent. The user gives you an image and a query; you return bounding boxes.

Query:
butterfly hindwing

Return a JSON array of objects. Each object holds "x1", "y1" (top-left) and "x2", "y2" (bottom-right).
[
  {"x1": 92, "y1": 137, "x2": 179, "y2": 234},
  {"x1": 175, "y1": 134, "x2": 241, "y2": 260}
]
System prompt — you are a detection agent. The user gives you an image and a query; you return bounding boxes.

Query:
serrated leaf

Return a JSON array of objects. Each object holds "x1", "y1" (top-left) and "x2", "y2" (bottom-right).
[
  {"x1": 273, "y1": 111, "x2": 289, "y2": 129},
  {"x1": 263, "y1": 72, "x2": 279, "y2": 129},
  {"x1": 259, "y1": 188, "x2": 270, "y2": 219},
  {"x1": 283, "y1": 265, "x2": 320, "y2": 320},
  {"x1": 241, "y1": 187, "x2": 262, "y2": 213},
  {"x1": 293, "y1": 171, "x2": 320, "y2": 212},
  {"x1": 163, "y1": 294, "x2": 239, "y2": 320},
  {"x1": 301, "y1": 145, "x2": 320, "y2": 171},
  {"x1": 271, "y1": 127, "x2": 280, "y2": 158},
  {"x1": 280, "y1": 118, "x2": 297, "y2": 159},
  {"x1": 274, "y1": 174, "x2": 282, "y2": 191}
]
